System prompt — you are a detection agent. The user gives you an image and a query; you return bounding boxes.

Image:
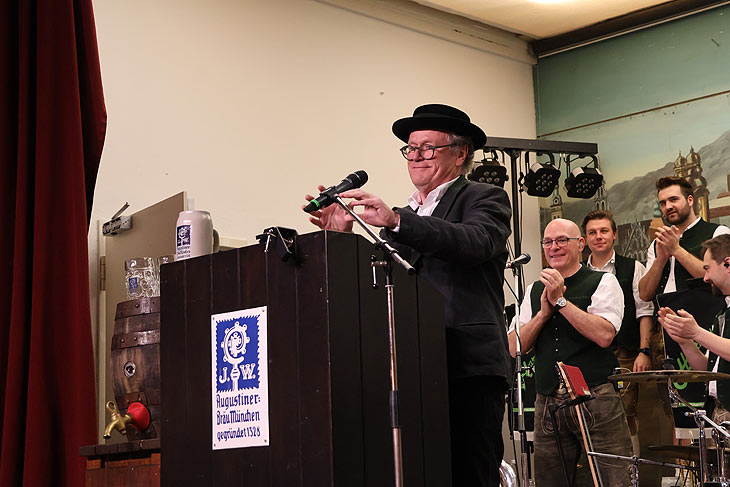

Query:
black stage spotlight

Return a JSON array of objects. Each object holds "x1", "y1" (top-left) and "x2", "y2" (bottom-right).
[
  {"x1": 469, "y1": 149, "x2": 508, "y2": 188},
  {"x1": 565, "y1": 155, "x2": 603, "y2": 198},
  {"x1": 522, "y1": 153, "x2": 560, "y2": 197}
]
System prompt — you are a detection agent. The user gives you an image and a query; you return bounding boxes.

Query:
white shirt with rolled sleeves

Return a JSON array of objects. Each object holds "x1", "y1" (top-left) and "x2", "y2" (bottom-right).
[
  {"x1": 586, "y1": 250, "x2": 654, "y2": 319},
  {"x1": 509, "y1": 271, "x2": 625, "y2": 337},
  {"x1": 645, "y1": 218, "x2": 730, "y2": 294}
]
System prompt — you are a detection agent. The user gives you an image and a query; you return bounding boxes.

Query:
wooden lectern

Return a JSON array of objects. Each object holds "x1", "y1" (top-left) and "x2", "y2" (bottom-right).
[{"x1": 160, "y1": 231, "x2": 451, "y2": 486}]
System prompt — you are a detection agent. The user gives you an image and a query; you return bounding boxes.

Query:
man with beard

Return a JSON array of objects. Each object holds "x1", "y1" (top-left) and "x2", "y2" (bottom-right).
[
  {"x1": 508, "y1": 218, "x2": 632, "y2": 486},
  {"x1": 659, "y1": 235, "x2": 730, "y2": 420},
  {"x1": 639, "y1": 177, "x2": 730, "y2": 302}
]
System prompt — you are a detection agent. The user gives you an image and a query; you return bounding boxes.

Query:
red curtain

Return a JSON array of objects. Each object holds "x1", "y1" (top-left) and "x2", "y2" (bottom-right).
[{"x1": 0, "y1": 0, "x2": 106, "y2": 485}]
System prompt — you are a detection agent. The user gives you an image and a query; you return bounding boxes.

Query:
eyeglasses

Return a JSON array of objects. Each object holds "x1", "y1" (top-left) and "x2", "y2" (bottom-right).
[
  {"x1": 400, "y1": 143, "x2": 456, "y2": 161},
  {"x1": 541, "y1": 237, "x2": 580, "y2": 248}
]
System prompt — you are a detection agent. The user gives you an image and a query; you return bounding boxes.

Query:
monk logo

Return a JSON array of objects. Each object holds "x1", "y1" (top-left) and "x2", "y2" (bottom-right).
[
  {"x1": 215, "y1": 315, "x2": 260, "y2": 391},
  {"x1": 177, "y1": 225, "x2": 191, "y2": 246}
]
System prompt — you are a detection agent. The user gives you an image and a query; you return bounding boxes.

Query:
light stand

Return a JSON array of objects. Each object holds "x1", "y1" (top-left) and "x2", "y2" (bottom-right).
[
  {"x1": 482, "y1": 137, "x2": 599, "y2": 487},
  {"x1": 333, "y1": 195, "x2": 414, "y2": 487}
]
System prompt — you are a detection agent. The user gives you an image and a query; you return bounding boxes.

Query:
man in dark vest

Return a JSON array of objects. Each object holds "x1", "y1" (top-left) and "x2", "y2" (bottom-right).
[
  {"x1": 659, "y1": 234, "x2": 730, "y2": 422},
  {"x1": 582, "y1": 209, "x2": 654, "y2": 454},
  {"x1": 639, "y1": 176, "x2": 730, "y2": 302},
  {"x1": 508, "y1": 218, "x2": 632, "y2": 486}
]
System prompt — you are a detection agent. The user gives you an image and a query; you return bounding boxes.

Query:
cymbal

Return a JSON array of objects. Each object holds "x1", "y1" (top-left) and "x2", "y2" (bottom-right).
[
  {"x1": 649, "y1": 445, "x2": 730, "y2": 462},
  {"x1": 608, "y1": 370, "x2": 730, "y2": 383}
]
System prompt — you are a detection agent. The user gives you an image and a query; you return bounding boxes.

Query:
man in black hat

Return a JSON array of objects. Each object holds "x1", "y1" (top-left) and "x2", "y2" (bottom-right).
[{"x1": 305, "y1": 104, "x2": 512, "y2": 486}]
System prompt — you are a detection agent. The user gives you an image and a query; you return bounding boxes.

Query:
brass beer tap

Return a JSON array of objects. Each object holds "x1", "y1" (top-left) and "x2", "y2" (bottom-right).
[
  {"x1": 103, "y1": 400, "x2": 152, "y2": 439},
  {"x1": 103, "y1": 401, "x2": 133, "y2": 439}
]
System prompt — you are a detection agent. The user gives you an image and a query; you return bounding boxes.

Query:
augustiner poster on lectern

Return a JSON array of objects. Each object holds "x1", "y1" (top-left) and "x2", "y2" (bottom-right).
[{"x1": 211, "y1": 306, "x2": 270, "y2": 450}]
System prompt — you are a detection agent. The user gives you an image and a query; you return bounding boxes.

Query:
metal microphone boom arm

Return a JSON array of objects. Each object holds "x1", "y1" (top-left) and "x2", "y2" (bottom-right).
[{"x1": 333, "y1": 195, "x2": 415, "y2": 275}]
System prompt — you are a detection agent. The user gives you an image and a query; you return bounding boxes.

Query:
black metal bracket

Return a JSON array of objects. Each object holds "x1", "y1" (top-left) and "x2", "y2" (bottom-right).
[{"x1": 256, "y1": 226, "x2": 298, "y2": 262}]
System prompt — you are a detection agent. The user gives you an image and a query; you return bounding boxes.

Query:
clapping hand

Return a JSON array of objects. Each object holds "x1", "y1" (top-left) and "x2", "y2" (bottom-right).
[
  {"x1": 537, "y1": 287, "x2": 553, "y2": 320},
  {"x1": 659, "y1": 307, "x2": 699, "y2": 344},
  {"x1": 655, "y1": 225, "x2": 681, "y2": 258},
  {"x1": 539, "y1": 268, "x2": 567, "y2": 305}
]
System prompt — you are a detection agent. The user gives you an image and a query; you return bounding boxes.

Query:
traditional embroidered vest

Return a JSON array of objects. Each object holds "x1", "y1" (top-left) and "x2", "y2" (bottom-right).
[
  {"x1": 707, "y1": 307, "x2": 730, "y2": 410},
  {"x1": 657, "y1": 218, "x2": 719, "y2": 294},
  {"x1": 530, "y1": 266, "x2": 619, "y2": 395}
]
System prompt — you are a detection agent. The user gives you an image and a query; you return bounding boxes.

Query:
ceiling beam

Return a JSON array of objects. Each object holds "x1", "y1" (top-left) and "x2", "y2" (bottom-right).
[
  {"x1": 317, "y1": 0, "x2": 536, "y2": 64},
  {"x1": 532, "y1": 0, "x2": 730, "y2": 58}
]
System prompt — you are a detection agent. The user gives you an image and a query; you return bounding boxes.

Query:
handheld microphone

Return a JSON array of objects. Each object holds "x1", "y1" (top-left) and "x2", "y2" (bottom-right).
[
  {"x1": 303, "y1": 170, "x2": 368, "y2": 213},
  {"x1": 506, "y1": 253, "x2": 531, "y2": 269}
]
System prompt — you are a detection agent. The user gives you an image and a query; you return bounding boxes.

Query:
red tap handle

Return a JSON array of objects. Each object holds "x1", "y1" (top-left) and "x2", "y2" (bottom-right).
[{"x1": 127, "y1": 402, "x2": 151, "y2": 431}]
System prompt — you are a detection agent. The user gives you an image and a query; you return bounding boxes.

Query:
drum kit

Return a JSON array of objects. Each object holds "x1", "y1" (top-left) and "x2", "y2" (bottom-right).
[{"x1": 600, "y1": 369, "x2": 730, "y2": 487}]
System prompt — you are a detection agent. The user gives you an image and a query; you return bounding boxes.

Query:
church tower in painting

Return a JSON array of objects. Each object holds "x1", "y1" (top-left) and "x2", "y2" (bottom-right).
[{"x1": 674, "y1": 147, "x2": 709, "y2": 221}]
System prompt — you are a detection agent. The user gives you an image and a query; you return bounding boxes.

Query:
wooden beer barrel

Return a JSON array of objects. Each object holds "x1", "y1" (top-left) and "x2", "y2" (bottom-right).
[{"x1": 111, "y1": 297, "x2": 161, "y2": 440}]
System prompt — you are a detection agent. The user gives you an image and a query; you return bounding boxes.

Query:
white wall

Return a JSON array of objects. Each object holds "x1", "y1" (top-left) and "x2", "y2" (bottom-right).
[
  {"x1": 89, "y1": 0, "x2": 541, "y2": 361},
  {"x1": 91, "y1": 0, "x2": 537, "y2": 235}
]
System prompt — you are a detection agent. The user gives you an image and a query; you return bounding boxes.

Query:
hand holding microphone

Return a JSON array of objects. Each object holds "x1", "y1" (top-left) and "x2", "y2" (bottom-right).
[
  {"x1": 304, "y1": 170, "x2": 368, "y2": 232},
  {"x1": 304, "y1": 170, "x2": 402, "y2": 231},
  {"x1": 303, "y1": 170, "x2": 368, "y2": 213},
  {"x1": 303, "y1": 170, "x2": 412, "y2": 274}
]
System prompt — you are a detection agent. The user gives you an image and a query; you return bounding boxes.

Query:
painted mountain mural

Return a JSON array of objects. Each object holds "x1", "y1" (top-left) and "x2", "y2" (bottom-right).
[{"x1": 540, "y1": 128, "x2": 730, "y2": 263}]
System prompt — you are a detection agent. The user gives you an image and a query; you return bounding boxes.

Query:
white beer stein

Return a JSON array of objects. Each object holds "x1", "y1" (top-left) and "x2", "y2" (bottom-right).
[{"x1": 175, "y1": 210, "x2": 220, "y2": 260}]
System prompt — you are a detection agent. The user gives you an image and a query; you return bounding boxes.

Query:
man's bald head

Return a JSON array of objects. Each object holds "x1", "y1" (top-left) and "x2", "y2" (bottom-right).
[
  {"x1": 544, "y1": 218, "x2": 581, "y2": 238},
  {"x1": 542, "y1": 218, "x2": 585, "y2": 274}
]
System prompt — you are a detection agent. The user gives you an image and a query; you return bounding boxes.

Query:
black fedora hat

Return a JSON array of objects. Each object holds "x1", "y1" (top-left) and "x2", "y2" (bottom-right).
[{"x1": 392, "y1": 104, "x2": 486, "y2": 149}]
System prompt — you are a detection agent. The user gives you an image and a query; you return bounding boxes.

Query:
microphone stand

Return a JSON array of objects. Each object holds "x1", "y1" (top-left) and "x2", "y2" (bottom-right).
[
  {"x1": 511, "y1": 260, "x2": 533, "y2": 487},
  {"x1": 333, "y1": 195, "x2": 414, "y2": 487},
  {"x1": 505, "y1": 148, "x2": 532, "y2": 487}
]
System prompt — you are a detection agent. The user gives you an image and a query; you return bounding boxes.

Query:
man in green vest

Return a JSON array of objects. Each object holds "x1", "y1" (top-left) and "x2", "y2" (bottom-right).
[
  {"x1": 508, "y1": 218, "x2": 632, "y2": 486},
  {"x1": 639, "y1": 176, "x2": 730, "y2": 301},
  {"x1": 659, "y1": 234, "x2": 730, "y2": 422},
  {"x1": 582, "y1": 209, "x2": 655, "y2": 455}
]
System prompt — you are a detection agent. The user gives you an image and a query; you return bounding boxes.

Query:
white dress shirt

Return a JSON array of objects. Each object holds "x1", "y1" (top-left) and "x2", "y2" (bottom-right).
[
  {"x1": 407, "y1": 176, "x2": 460, "y2": 217},
  {"x1": 586, "y1": 250, "x2": 654, "y2": 319},
  {"x1": 509, "y1": 271, "x2": 625, "y2": 334},
  {"x1": 392, "y1": 176, "x2": 459, "y2": 232}
]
